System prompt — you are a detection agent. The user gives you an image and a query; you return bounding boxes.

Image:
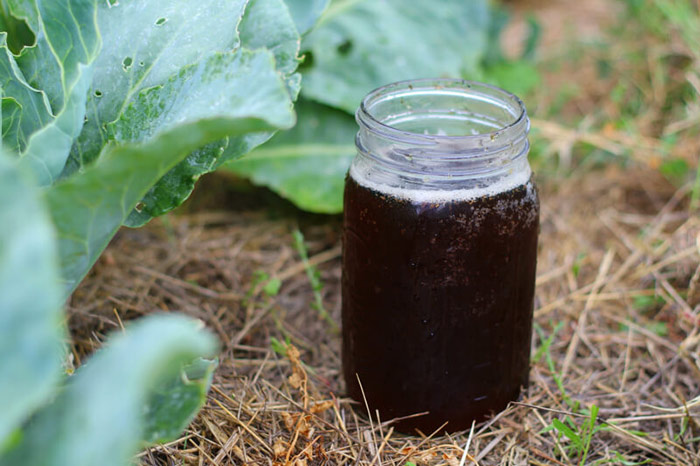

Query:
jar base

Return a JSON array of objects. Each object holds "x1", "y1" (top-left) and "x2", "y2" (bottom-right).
[{"x1": 347, "y1": 384, "x2": 526, "y2": 435}]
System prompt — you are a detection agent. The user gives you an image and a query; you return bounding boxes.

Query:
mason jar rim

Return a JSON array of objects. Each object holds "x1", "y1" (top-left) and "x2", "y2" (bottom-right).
[{"x1": 356, "y1": 78, "x2": 528, "y2": 146}]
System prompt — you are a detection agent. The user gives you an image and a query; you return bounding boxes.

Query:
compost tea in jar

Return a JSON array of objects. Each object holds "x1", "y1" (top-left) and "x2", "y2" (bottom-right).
[{"x1": 342, "y1": 79, "x2": 540, "y2": 433}]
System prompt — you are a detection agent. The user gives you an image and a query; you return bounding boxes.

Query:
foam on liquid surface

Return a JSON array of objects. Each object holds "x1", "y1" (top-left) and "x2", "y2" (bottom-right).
[{"x1": 349, "y1": 162, "x2": 533, "y2": 204}]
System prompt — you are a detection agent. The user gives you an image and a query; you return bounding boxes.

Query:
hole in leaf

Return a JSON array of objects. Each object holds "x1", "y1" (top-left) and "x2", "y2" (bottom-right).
[
  {"x1": 134, "y1": 202, "x2": 145, "y2": 213},
  {"x1": 337, "y1": 40, "x2": 352, "y2": 56},
  {"x1": 107, "y1": 0, "x2": 119, "y2": 7},
  {"x1": 155, "y1": 17, "x2": 167, "y2": 26},
  {"x1": 139, "y1": 61, "x2": 145, "y2": 67},
  {"x1": 122, "y1": 56, "x2": 133, "y2": 71},
  {"x1": 94, "y1": 90, "x2": 103, "y2": 98},
  {"x1": 298, "y1": 51, "x2": 314, "y2": 71},
  {"x1": 5, "y1": 17, "x2": 35, "y2": 54}
]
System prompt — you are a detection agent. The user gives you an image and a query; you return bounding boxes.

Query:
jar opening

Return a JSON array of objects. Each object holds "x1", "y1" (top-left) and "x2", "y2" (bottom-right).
[
  {"x1": 352, "y1": 79, "x2": 531, "y2": 192},
  {"x1": 357, "y1": 79, "x2": 527, "y2": 144}
]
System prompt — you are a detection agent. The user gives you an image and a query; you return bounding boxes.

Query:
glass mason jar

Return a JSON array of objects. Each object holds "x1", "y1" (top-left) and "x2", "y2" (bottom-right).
[{"x1": 342, "y1": 79, "x2": 539, "y2": 433}]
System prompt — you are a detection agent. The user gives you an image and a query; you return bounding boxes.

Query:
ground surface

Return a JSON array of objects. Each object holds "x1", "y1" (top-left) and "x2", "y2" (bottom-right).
[
  {"x1": 66, "y1": 0, "x2": 700, "y2": 464},
  {"x1": 68, "y1": 164, "x2": 700, "y2": 465}
]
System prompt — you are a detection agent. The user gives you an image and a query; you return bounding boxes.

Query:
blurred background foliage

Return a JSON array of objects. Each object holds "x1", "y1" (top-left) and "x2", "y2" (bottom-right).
[{"x1": 224, "y1": 0, "x2": 699, "y2": 214}]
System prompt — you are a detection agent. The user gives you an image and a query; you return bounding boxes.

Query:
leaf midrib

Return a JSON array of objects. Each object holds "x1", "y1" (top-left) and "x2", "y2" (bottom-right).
[{"x1": 242, "y1": 143, "x2": 355, "y2": 160}]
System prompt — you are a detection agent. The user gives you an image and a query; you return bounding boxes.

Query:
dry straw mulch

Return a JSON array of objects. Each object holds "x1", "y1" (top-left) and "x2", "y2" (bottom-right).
[{"x1": 68, "y1": 164, "x2": 700, "y2": 465}]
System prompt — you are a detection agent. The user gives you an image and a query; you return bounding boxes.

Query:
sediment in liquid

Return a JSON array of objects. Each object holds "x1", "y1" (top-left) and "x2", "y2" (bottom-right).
[{"x1": 341, "y1": 169, "x2": 540, "y2": 433}]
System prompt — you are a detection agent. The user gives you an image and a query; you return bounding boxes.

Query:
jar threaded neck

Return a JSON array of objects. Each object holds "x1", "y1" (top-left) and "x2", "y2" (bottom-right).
[{"x1": 354, "y1": 79, "x2": 530, "y2": 182}]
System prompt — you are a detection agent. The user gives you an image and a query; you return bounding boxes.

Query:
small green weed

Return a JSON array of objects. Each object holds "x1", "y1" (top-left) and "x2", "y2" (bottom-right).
[
  {"x1": 270, "y1": 336, "x2": 292, "y2": 357},
  {"x1": 248, "y1": 270, "x2": 282, "y2": 298},
  {"x1": 591, "y1": 451, "x2": 653, "y2": 465},
  {"x1": 618, "y1": 320, "x2": 668, "y2": 337},
  {"x1": 270, "y1": 335, "x2": 316, "y2": 376},
  {"x1": 541, "y1": 405, "x2": 601, "y2": 465},
  {"x1": 691, "y1": 163, "x2": 700, "y2": 211},
  {"x1": 660, "y1": 158, "x2": 691, "y2": 182},
  {"x1": 632, "y1": 293, "x2": 666, "y2": 312},
  {"x1": 532, "y1": 321, "x2": 564, "y2": 364},
  {"x1": 572, "y1": 252, "x2": 587, "y2": 279},
  {"x1": 533, "y1": 322, "x2": 575, "y2": 408},
  {"x1": 292, "y1": 230, "x2": 339, "y2": 331},
  {"x1": 534, "y1": 323, "x2": 653, "y2": 465}
]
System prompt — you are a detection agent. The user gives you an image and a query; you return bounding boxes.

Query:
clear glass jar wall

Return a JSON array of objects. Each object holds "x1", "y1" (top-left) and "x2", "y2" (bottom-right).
[{"x1": 342, "y1": 79, "x2": 540, "y2": 433}]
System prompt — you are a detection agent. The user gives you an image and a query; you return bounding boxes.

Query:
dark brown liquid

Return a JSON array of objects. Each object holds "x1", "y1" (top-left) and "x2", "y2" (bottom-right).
[{"x1": 341, "y1": 175, "x2": 539, "y2": 433}]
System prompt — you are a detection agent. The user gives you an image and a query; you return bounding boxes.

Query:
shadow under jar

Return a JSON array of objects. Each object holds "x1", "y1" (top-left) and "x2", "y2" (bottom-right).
[{"x1": 342, "y1": 79, "x2": 540, "y2": 434}]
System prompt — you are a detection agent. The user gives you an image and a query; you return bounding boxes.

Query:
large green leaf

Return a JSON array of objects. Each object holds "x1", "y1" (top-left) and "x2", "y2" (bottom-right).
[
  {"x1": 240, "y1": 0, "x2": 300, "y2": 78},
  {"x1": 7, "y1": 0, "x2": 101, "y2": 185},
  {"x1": 0, "y1": 33, "x2": 52, "y2": 152},
  {"x1": 0, "y1": 314, "x2": 218, "y2": 466},
  {"x1": 0, "y1": 96, "x2": 21, "y2": 146},
  {"x1": 65, "y1": 0, "x2": 248, "y2": 174},
  {"x1": 4, "y1": 0, "x2": 38, "y2": 35},
  {"x1": 117, "y1": 48, "x2": 295, "y2": 227},
  {"x1": 123, "y1": 0, "x2": 302, "y2": 226},
  {"x1": 226, "y1": 99, "x2": 355, "y2": 213},
  {"x1": 108, "y1": 51, "x2": 293, "y2": 144},
  {"x1": 16, "y1": 0, "x2": 99, "y2": 110},
  {"x1": 48, "y1": 48, "x2": 295, "y2": 293},
  {"x1": 300, "y1": 0, "x2": 490, "y2": 113},
  {"x1": 209, "y1": 0, "x2": 302, "y2": 162},
  {"x1": 18, "y1": 66, "x2": 94, "y2": 184},
  {"x1": 0, "y1": 150, "x2": 64, "y2": 447},
  {"x1": 12, "y1": 31, "x2": 61, "y2": 118},
  {"x1": 0, "y1": 2, "x2": 34, "y2": 53},
  {"x1": 142, "y1": 357, "x2": 217, "y2": 444},
  {"x1": 122, "y1": 140, "x2": 228, "y2": 228},
  {"x1": 239, "y1": 0, "x2": 301, "y2": 99},
  {"x1": 284, "y1": 0, "x2": 329, "y2": 35}
]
